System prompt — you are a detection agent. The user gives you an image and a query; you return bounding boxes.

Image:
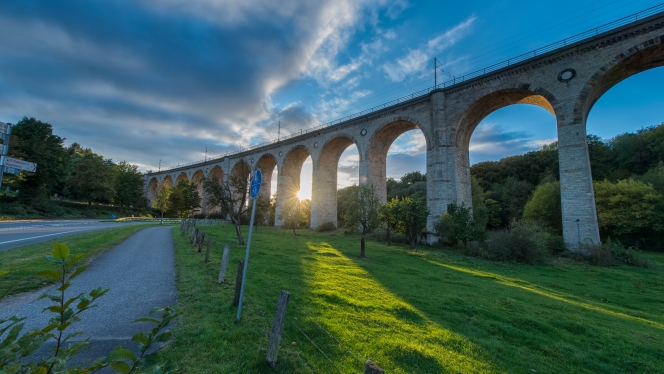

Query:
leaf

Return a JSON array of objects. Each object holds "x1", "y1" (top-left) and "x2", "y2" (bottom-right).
[
  {"x1": 110, "y1": 346, "x2": 137, "y2": 362},
  {"x1": 110, "y1": 360, "x2": 132, "y2": 373},
  {"x1": 152, "y1": 332, "x2": 172, "y2": 344},
  {"x1": 67, "y1": 265, "x2": 88, "y2": 282},
  {"x1": 35, "y1": 270, "x2": 61, "y2": 281},
  {"x1": 52, "y1": 242, "x2": 70, "y2": 260},
  {"x1": 131, "y1": 332, "x2": 149, "y2": 346},
  {"x1": 66, "y1": 253, "x2": 86, "y2": 267}
]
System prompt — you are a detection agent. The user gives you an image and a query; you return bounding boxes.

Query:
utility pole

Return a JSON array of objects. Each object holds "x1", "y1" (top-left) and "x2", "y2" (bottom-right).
[
  {"x1": 434, "y1": 57, "x2": 442, "y2": 88},
  {"x1": 205, "y1": 147, "x2": 208, "y2": 162},
  {"x1": 277, "y1": 121, "x2": 281, "y2": 142},
  {"x1": 158, "y1": 159, "x2": 162, "y2": 172}
]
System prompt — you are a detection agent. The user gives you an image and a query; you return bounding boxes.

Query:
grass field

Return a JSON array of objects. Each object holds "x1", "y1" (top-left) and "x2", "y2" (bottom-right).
[
  {"x1": 0, "y1": 225, "x2": 150, "y2": 295},
  {"x1": 161, "y1": 225, "x2": 664, "y2": 373}
]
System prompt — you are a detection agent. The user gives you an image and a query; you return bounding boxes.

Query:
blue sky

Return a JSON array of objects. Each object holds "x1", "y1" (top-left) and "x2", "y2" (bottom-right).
[{"x1": 0, "y1": 0, "x2": 662, "y2": 199}]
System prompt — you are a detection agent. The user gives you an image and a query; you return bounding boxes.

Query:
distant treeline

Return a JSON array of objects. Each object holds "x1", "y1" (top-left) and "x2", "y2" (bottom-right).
[{"x1": 1, "y1": 117, "x2": 147, "y2": 213}]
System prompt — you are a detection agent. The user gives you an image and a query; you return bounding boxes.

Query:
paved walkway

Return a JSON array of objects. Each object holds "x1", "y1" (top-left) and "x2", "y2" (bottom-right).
[{"x1": 0, "y1": 226, "x2": 177, "y2": 364}]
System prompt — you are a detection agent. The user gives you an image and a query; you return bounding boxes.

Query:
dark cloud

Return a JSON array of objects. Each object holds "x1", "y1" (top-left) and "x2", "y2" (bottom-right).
[{"x1": 0, "y1": 1, "x2": 385, "y2": 170}]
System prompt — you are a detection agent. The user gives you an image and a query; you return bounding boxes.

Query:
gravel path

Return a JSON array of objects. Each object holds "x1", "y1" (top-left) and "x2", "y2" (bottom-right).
[{"x1": 0, "y1": 226, "x2": 177, "y2": 365}]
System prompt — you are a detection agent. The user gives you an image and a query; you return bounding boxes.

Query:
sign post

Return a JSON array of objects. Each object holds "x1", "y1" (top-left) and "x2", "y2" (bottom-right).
[
  {"x1": 236, "y1": 167, "x2": 262, "y2": 321},
  {"x1": 0, "y1": 122, "x2": 10, "y2": 191}
]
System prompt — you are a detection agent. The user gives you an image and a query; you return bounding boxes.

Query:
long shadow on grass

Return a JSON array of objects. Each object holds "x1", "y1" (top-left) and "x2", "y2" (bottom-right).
[
  {"x1": 334, "y1": 240, "x2": 664, "y2": 374},
  {"x1": 296, "y1": 239, "x2": 497, "y2": 374}
]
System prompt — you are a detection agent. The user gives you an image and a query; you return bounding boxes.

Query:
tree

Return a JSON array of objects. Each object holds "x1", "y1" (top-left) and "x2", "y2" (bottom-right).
[
  {"x1": 379, "y1": 198, "x2": 399, "y2": 245},
  {"x1": 204, "y1": 164, "x2": 251, "y2": 245},
  {"x1": 435, "y1": 201, "x2": 485, "y2": 247},
  {"x1": 278, "y1": 197, "x2": 306, "y2": 236},
  {"x1": 594, "y1": 179, "x2": 664, "y2": 246},
  {"x1": 68, "y1": 156, "x2": 116, "y2": 207},
  {"x1": 337, "y1": 185, "x2": 360, "y2": 226},
  {"x1": 523, "y1": 181, "x2": 562, "y2": 234},
  {"x1": 152, "y1": 184, "x2": 172, "y2": 224},
  {"x1": 169, "y1": 180, "x2": 201, "y2": 217},
  {"x1": 342, "y1": 184, "x2": 380, "y2": 257},
  {"x1": 250, "y1": 195, "x2": 272, "y2": 230},
  {"x1": 395, "y1": 194, "x2": 429, "y2": 249},
  {"x1": 113, "y1": 161, "x2": 145, "y2": 209},
  {"x1": 8, "y1": 117, "x2": 68, "y2": 203}
]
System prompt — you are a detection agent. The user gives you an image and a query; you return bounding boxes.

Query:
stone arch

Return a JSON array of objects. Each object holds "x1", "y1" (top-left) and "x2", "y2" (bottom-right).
[
  {"x1": 191, "y1": 170, "x2": 205, "y2": 215},
  {"x1": 206, "y1": 166, "x2": 224, "y2": 215},
  {"x1": 175, "y1": 172, "x2": 188, "y2": 185},
  {"x1": 162, "y1": 175, "x2": 173, "y2": 187},
  {"x1": 456, "y1": 87, "x2": 558, "y2": 147},
  {"x1": 147, "y1": 177, "x2": 159, "y2": 205},
  {"x1": 367, "y1": 118, "x2": 429, "y2": 203},
  {"x1": 209, "y1": 166, "x2": 223, "y2": 183},
  {"x1": 454, "y1": 86, "x2": 560, "y2": 206},
  {"x1": 576, "y1": 37, "x2": 664, "y2": 124},
  {"x1": 256, "y1": 153, "x2": 278, "y2": 202},
  {"x1": 311, "y1": 135, "x2": 361, "y2": 228},
  {"x1": 275, "y1": 146, "x2": 312, "y2": 226}
]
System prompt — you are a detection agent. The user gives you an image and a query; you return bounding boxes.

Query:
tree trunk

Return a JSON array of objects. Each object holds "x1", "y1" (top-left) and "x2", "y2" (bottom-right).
[
  {"x1": 160, "y1": 210, "x2": 164, "y2": 225},
  {"x1": 235, "y1": 223, "x2": 244, "y2": 245},
  {"x1": 361, "y1": 235, "x2": 366, "y2": 258},
  {"x1": 387, "y1": 230, "x2": 391, "y2": 246}
]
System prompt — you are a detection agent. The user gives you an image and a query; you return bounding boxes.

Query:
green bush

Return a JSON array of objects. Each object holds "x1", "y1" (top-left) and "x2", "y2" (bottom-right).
[
  {"x1": 578, "y1": 239, "x2": 653, "y2": 268},
  {"x1": 479, "y1": 220, "x2": 560, "y2": 264},
  {"x1": 316, "y1": 221, "x2": 336, "y2": 232}
]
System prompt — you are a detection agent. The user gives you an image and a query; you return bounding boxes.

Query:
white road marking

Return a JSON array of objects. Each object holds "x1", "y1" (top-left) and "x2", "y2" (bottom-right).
[{"x1": 0, "y1": 229, "x2": 89, "y2": 245}]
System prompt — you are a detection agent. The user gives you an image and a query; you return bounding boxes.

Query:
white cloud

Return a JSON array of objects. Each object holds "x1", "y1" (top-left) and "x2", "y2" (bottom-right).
[{"x1": 382, "y1": 16, "x2": 475, "y2": 82}]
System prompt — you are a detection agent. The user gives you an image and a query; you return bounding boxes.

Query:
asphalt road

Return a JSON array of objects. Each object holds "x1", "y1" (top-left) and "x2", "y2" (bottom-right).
[
  {"x1": 0, "y1": 226, "x2": 177, "y2": 366},
  {"x1": 0, "y1": 219, "x2": 151, "y2": 251}
]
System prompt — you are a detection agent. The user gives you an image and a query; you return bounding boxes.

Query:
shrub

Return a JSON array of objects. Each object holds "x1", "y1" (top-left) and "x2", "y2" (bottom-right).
[
  {"x1": 579, "y1": 239, "x2": 653, "y2": 268},
  {"x1": 316, "y1": 221, "x2": 336, "y2": 232},
  {"x1": 479, "y1": 220, "x2": 560, "y2": 264}
]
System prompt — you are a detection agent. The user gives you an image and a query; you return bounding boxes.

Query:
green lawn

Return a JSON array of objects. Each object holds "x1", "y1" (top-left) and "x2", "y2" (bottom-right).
[
  {"x1": 163, "y1": 225, "x2": 664, "y2": 373},
  {"x1": 0, "y1": 225, "x2": 150, "y2": 295}
]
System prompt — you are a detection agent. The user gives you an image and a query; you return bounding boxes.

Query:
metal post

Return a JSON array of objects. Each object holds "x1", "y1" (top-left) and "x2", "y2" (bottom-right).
[
  {"x1": 236, "y1": 195, "x2": 258, "y2": 321},
  {"x1": 0, "y1": 123, "x2": 11, "y2": 191}
]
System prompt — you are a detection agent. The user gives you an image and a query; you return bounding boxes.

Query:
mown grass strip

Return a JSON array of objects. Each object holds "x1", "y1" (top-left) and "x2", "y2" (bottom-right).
[
  {"x1": 163, "y1": 225, "x2": 664, "y2": 374},
  {"x1": 0, "y1": 224, "x2": 151, "y2": 295}
]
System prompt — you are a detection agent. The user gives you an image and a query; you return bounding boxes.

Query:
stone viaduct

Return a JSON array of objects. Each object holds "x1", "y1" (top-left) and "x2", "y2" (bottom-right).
[{"x1": 145, "y1": 9, "x2": 664, "y2": 248}]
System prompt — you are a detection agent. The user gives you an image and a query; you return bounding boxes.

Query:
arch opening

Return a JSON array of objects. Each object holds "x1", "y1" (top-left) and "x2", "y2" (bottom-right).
[
  {"x1": 162, "y1": 175, "x2": 173, "y2": 188},
  {"x1": 585, "y1": 66, "x2": 664, "y2": 245},
  {"x1": 147, "y1": 177, "x2": 159, "y2": 205},
  {"x1": 206, "y1": 166, "x2": 224, "y2": 215},
  {"x1": 191, "y1": 170, "x2": 205, "y2": 215},
  {"x1": 367, "y1": 120, "x2": 428, "y2": 203},
  {"x1": 175, "y1": 172, "x2": 188, "y2": 185},
  {"x1": 275, "y1": 147, "x2": 311, "y2": 227},
  {"x1": 581, "y1": 43, "x2": 664, "y2": 123}
]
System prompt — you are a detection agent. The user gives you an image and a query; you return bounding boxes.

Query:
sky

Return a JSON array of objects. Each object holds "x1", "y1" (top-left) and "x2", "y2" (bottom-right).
[{"x1": 1, "y1": 0, "x2": 662, "y2": 200}]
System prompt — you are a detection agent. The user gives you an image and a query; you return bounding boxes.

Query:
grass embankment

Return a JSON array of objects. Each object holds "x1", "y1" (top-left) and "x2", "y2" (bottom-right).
[
  {"x1": 162, "y1": 225, "x2": 664, "y2": 373},
  {"x1": 0, "y1": 225, "x2": 149, "y2": 295}
]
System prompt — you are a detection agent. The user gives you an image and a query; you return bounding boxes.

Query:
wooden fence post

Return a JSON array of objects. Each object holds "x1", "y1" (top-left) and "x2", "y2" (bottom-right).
[
  {"x1": 266, "y1": 291, "x2": 291, "y2": 367},
  {"x1": 205, "y1": 237, "x2": 212, "y2": 262},
  {"x1": 232, "y1": 259, "x2": 244, "y2": 307},
  {"x1": 364, "y1": 360, "x2": 384, "y2": 374},
  {"x1": 218, "y1": 244, "x2": 230, "y2": 283},
  {"x1": 198, "y1": 232, "x2": 206, "y2": 253}
]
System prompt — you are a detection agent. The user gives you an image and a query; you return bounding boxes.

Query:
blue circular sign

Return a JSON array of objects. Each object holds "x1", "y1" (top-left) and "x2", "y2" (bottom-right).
[{"x1": 250, "y1": 168, "x2": 262, "y2": 199}]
